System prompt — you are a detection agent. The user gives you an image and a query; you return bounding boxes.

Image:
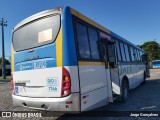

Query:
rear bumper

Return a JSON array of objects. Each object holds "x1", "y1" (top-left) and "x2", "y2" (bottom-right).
[{"x1": 12, "y1": 93, "x2": 80, "y2": 112}]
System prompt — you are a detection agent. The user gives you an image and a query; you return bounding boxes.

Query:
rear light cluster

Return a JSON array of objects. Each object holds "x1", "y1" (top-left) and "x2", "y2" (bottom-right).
[
  {"x1": 61, "y1": 67, "x2": 71, "y2": 97},
  {"x1": 10, "y1": 73, "x2": 14, "y2": 92}
]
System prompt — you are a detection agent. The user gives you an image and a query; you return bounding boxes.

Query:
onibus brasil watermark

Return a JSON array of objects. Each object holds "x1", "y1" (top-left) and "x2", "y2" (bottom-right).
[{"x1": 1, "y1": 112, "x2": 42, "y2": 118}]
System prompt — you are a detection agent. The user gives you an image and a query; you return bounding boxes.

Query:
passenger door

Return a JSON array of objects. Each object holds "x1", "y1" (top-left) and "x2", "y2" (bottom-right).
[
  {"x1": 108, "y1": 40, "x2": 121, "y2": 97},
  {"x1": 99, "y1": 37, "x2": 120, "y2": 101}
]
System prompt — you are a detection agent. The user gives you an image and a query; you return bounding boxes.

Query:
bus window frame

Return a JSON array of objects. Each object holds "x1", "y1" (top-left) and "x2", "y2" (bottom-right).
[{"x1": 72, "y1": 16, "x2": 102, "y2": 62}]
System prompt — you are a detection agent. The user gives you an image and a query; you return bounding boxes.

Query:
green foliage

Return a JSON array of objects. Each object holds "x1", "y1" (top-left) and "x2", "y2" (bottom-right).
[
  {"x1": 0, "y1": 57, "x2": 10, "y2": 65},
  {"x1": 140, "y1": 41, "x2": 160, "y2": 61}
]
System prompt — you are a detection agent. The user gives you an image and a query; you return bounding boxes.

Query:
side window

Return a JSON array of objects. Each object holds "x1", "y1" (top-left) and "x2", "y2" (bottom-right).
[
  {"x1": 130, "y1": 47, "x2": 135, "y2": 61},
  {"x1": 88, "y1": 27, "x2": 100, "y2": 59},
  {"x1": 76, "y1": 22, "x2": 90, "y2": 59},
  {"x1": 120, "y1": 43, "x2": 126, "y2": 61},
  {"x1": 124, "y1": 44, "x2": 130, "y2": 62},
  {"x1": 108, "y1": 42, "x2": 115, "y2": 63},
  {"x1": 137, "y1": 50, "x2": 140, "y2": 62},
  {"x1": 139, "y1": 51, "x2": 143, "y2": 62},
  {"x1": 99, "y1": 32, "x2": 111, "y2": 61},
  {"x1": 135, "y1": 49, "x2": 138, "y2": 61},
  {"x1": 115, "y1": 40, "x2": 122, "y2": 61}
]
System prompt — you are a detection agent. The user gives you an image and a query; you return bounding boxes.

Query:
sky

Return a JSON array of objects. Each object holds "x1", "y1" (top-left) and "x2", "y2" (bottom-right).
[{"x1": 0, "y1": 0, "x2": 160, "y2": 59}]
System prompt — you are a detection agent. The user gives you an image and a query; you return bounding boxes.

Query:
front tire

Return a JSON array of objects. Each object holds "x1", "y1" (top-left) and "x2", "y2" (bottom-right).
[
  {"x1": 120, "y1": 80, "x2": 129, "y2": 103},
  {"x1": 141, "y1": 72, "x2": 146, "y2": 85}
]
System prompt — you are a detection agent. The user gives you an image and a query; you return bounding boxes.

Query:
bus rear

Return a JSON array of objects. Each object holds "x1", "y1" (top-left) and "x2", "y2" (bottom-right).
[{"x1": 11, "y1": 7, "x2": 80, "y2": 111}]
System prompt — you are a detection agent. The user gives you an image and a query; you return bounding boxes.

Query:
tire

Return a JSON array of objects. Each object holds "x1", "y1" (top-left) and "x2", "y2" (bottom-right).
[
  {"x1": 141, "y1": 73, "x2": 146, "y2": 85},
  {"x1": 120, "y1": 80, "x2": 129, "y2": 103}
]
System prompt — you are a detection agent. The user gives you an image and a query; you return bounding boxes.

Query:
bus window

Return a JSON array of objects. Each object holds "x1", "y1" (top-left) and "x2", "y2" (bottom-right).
[
  {"x1": 120, "y1": 43, "x2": 126, "y2": 62},
  {"x1": 115, "y1": 40, "x2": 122, "y2": 61},
  {"x1": 130, "y1": 47, "x2": 135, "y2": 61},
  {"x1": 13, "y1": 15, "x2": 60, "y2": 51},
  {"x1": 124, "y1": 44, "x2": 130, "y2": 62},
  {"x1": 76, "y1": 22, "x2": 91, "y2": 59},
  {"x1": 135, "y1": 49, "x2": 140, "y2": 62},
  {"x1": 108, "y1": 42, "x2": 115, "y2": 63},
  {"x1": 139, "y1": 51, "x2": 143, "y2": 61},
  {"x1": 88, "y1": 27, "x2": 100, "y2": 59},
  {"x1": 99, "y1": 32, "x2": 112, "y2": 41},
  {"x1": 137, "y1": 50, "x2": 141, "y2": 62},
  {"x1": 134, "y1": 49, "x2": 138, "y2": 61}
]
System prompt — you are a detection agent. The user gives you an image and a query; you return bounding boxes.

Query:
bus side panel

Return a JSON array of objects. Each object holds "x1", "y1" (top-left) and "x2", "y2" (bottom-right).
[
  {"x1": 62, "y1": 6, "x2": 78, "y2": 66},
  {"x1": 78, "y1": 64, "x2": 109, "y2": 111},
  {"x1": 119, "y1": 64, "x2": 135, "y2": 88},
  {"x1": 130, "y1": 64, "x2": 144, "y2": 88},
  {"x1": 119, "y1": 63, "x2": 146, "y2": 89}
]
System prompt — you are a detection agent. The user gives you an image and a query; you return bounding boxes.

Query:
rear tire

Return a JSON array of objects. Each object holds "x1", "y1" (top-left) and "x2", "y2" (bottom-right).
[
  {"x1": 141, "y1": 72, "x2": 146, "y2": 85},
  {"x1": 120, "y1": 80, "x2": 129, "y2": 103}
]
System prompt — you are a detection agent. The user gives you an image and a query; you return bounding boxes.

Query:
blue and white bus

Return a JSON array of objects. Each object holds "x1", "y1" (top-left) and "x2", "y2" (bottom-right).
[
  {"x1": 152, "y1": 60, "x2": 160, "y2": 68},
  {"x1": 11, "y1": 6, "x2": 149, "y2": 112}
]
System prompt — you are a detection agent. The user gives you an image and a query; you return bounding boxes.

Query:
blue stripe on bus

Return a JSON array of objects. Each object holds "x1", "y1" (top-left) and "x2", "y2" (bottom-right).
[
  {"x1": 14, "y1": 43, "x2": 57, "y2": 71},
  {"x1": 62, "y1": 6, "x2": 78, "y2": 66},
  {"x1": 14, "y1": 59, "x2": 56, "y2": 71}
]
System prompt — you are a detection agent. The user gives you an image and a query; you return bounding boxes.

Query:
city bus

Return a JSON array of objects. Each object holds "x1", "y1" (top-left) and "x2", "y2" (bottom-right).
[
  {"x1": 11, "y1": 6, "x2": 149, "y2": 112},
  {"x1": 152, "y1": 60, "x2": 160, "y2": 68}
]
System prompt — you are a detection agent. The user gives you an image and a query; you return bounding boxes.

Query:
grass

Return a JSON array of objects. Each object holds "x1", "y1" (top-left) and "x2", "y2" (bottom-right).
[{"x1": 0, "y1": 76, "x2": 11, "y2": 80}]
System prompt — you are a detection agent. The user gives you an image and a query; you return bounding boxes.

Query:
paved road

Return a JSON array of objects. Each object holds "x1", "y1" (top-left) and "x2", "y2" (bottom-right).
[{"x1": 0, "y1": 69, "x2": 160, "y2": 120}]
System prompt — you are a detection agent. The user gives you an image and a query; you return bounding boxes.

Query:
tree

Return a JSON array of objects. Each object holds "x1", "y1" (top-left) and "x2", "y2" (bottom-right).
[
  {"x1": 140, "y1": 41, "x2": 160, "y2": 61},
  {"x1": 0, "y1": 57, "x2": 10, "y2": 65}
]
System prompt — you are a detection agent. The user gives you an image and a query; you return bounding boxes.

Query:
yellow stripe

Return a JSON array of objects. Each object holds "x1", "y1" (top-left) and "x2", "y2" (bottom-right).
[
  {"x1": 70, "y1": 8, "x2": 78, "y2": 16},
  {"x1": 70, "y1": 8, "x2": 110, "y2": 34},
  {"x1": 56, "y1": 28, "x2": 62, "y2": 67},
  {"x1": 78, "y1": 61, "x2": 105, "y2": 66},
  {"x1": 11, "y1": 45, "x2": 15, "y2": 72}
]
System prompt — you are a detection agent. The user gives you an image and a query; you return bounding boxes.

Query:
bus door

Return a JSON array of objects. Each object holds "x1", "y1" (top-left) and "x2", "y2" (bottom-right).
[
  {"x1": 100, "y1": 39, "x2": 120, "y2": 101},
  {"x1": 107, "y1": 40, "x2": 121, "y2": 99}
]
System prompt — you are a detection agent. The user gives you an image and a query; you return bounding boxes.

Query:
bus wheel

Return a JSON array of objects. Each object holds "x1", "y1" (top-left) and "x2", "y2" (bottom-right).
[
  {"x1": 141, "y1": 72, "x2": 146, "y2": 85},
  {"x1": 120, "y1": 80, "x2": 129, "y2": 103}
]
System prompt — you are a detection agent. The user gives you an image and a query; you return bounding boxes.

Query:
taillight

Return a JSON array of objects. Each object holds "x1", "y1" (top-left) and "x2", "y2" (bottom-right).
[
  {"x1": 61, "y1": 67, "x2": 71, "y2": 97},
  {"x1": 10, "y1": 73, "x2": 14, "y2": 92}
]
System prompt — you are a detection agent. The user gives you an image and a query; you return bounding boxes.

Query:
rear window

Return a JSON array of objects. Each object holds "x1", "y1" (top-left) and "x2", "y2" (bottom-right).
[{"x1": 13, "y1": 14, "x2": 60, "y2": 51}]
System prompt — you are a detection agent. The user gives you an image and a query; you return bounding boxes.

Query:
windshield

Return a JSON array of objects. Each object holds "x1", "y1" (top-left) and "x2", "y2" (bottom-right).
[{"x1": 13, "y1": 14, "x2": 60, "y2": 51}]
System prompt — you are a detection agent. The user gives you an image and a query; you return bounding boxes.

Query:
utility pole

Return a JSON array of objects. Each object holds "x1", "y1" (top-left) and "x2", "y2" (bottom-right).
[{"x1": 0, "y1": 18, "x2": 7, "y2": 79}]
